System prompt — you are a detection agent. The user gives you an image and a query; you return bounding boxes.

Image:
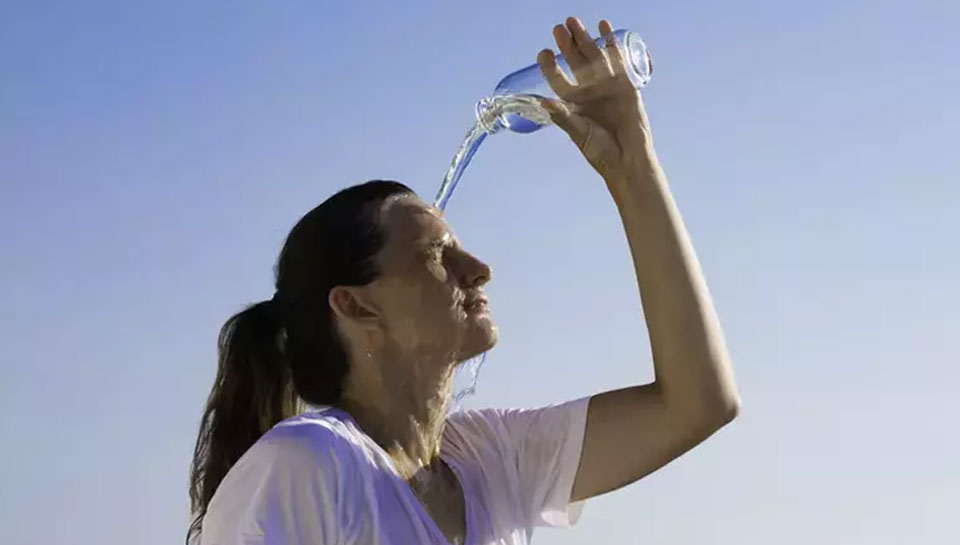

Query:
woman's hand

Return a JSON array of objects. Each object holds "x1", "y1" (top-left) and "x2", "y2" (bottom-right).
[{"x1": 538, "y1": 17, "x2": 655, "y2": 184}]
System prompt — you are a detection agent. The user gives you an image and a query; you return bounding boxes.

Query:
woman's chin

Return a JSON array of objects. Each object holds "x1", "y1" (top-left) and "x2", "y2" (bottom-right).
[{"x1": 459, "y1": 319, "x2": 498, "y2": 360}]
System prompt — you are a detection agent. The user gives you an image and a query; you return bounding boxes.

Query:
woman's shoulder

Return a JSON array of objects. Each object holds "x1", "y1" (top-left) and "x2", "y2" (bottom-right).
[
  {"x1": 266, "y1": 406, "x2": 361, "y2": 440},
  {"x1": 442, "y1": 398, "x2": 591, "y2": 456},
  {"x1": 442, "y1": 406, "x2": 517, "y2": 462},
  {"x1": 240, "y1": 407, "x2": 369, "y2": 471}
]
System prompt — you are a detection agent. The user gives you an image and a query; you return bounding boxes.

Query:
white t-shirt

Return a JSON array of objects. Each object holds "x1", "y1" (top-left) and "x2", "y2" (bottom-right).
[{"x1": 200, "y1": 397, "x2": 590, "y2": 545}]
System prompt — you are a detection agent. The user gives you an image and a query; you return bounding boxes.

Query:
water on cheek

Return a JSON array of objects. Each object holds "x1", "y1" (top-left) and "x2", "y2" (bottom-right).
[
  {"x1": 393, "y1": 284, "x2": 429, "y2": 350},
  {"x1": 387, "y1": 277, "x2": 463, "y2": 357}
]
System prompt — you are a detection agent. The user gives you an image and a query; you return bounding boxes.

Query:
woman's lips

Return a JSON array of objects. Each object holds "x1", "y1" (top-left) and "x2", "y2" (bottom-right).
[{"x1": 463, "y1": 296, "x2": 489, "y2": 313}]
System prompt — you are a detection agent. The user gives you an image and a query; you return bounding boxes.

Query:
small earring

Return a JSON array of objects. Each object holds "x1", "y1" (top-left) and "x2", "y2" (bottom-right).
[{"x1": 363, "y1": 348, "x2": 372, "y2": 359}]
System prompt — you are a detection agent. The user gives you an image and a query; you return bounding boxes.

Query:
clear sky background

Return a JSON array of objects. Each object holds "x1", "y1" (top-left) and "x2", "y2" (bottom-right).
[{"x1": 2, "y1": 1, "x2": 957, "y2": 543}]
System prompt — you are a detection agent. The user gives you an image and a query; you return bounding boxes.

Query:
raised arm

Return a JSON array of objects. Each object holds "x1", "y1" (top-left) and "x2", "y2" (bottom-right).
[{"x1": 537, "y1": 17, "x2": 740, "y2": 502}]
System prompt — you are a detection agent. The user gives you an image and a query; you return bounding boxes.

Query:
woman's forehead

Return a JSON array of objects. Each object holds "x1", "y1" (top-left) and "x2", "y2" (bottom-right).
[{"x1": 380, "y1": 195, "x2": 450, "y2": 244}]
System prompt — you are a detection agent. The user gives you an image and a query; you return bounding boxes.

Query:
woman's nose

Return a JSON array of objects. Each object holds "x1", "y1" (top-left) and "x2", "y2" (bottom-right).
[{"x1": 461, "y1": 253, "x2": 492, "y2": 288}]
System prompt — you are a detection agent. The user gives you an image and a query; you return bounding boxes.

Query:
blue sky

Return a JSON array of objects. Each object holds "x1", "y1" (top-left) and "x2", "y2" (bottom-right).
[{"x1": 1, "y1": 1, "x2": 957, "y2": 543}]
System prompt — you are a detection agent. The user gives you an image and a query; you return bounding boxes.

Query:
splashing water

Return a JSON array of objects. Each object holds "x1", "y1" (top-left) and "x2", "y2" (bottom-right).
[
  {"x1": 451, "y1": 352, "x2": 487, "y2": 410},
  {"x1": 434, "y1": 94, "x2": 553, "y2": 211}
]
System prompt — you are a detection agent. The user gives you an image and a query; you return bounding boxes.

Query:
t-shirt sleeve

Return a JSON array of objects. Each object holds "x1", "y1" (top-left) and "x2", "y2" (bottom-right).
[
  {"x1": 201, "y1": 422, "x2": 348, "y2": 545},
  {"x1": 452, "y1": 396, "x2": 591, "y2": 529}
]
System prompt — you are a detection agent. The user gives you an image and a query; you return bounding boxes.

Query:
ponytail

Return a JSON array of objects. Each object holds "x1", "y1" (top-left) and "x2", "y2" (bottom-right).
[{"x1": 186, "y1": 300, "x2": 301, "y2": 544}]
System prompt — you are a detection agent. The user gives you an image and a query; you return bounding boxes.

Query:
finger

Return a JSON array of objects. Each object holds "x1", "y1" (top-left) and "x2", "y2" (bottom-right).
[
  {"x1": 541, "y1": 98, "x2": 592, "y2": 150},
  {"x1": 552, "y1": 24, "x2": 588, "y2": 77},
  {"x1": 598, "y1": 20, "x2": 626, "y2": 76},
  {"x1": 566, "y1": 17, "x2": 605, "y2": 71},
  {"x1": 537, "y1": 49, "x2": 576, "y2": 99}
]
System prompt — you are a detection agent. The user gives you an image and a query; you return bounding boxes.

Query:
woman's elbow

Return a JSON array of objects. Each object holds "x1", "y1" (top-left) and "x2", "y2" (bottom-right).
[
  {"x1": 705, "y1": 392, "x2": 741, "y2": 429},
  {"x1": 687, "y1": 390, "x2": 740, "y2": 432}
]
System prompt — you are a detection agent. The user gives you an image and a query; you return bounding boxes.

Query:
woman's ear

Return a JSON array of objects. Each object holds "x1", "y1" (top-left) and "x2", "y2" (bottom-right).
[{"x1": 329, "y1": 286, "x2": 380, "y2": 329}]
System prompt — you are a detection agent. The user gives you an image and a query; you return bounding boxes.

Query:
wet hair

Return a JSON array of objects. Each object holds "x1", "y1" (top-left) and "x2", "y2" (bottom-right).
[{"x1": 186, "y1": 180, "x2": 415, "y2": 543}]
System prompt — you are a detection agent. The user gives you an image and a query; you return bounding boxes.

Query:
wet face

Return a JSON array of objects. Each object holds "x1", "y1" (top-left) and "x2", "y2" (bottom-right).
[{"x1": 365, "y1": 195, "x2": 497, "y2": 365}]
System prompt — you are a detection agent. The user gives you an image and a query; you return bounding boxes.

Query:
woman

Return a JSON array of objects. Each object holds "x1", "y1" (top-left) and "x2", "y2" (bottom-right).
[{"x1": 188, "y1": 17, "x2": 740, "y2": 545}]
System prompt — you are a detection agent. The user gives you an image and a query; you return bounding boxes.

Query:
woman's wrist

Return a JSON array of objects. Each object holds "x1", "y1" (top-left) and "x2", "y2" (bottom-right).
[{"x1": 605, "y1": 143, "x2": 665, "y2": 207}]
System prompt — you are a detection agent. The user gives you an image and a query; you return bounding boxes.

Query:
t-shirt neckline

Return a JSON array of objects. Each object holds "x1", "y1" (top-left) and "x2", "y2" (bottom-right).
[{"x1": 310, "y1": 405, "x2": 476, "y2": 545}]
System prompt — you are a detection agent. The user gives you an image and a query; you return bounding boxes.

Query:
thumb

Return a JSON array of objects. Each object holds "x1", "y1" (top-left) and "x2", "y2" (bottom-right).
[{"x1": 541, "y1": 99, "x2": 592, "y2": 150}]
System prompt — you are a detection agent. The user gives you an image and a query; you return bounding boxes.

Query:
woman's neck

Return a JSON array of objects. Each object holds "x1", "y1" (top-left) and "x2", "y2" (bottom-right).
[{"x1": 340, "y1": 355, "x2": 455, "y2": 480}]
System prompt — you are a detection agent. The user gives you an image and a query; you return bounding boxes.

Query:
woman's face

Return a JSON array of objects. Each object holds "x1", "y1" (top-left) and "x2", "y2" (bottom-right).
[{"x1": 365, "y1": 195, "x2": 497, "y2": 364}]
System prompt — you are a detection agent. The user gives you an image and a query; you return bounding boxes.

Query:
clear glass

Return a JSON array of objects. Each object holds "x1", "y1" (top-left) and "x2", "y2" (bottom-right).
[
  {"x1": 476, "y1": 29, "x2": 652, "y2": 134},
  {"x1": 435, "y1": 29, "x2": 653, "y2": 211}
]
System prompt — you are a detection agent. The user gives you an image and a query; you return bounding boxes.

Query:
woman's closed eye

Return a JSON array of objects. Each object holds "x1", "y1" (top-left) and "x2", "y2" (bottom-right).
[{"x1": 423, "y1": 239, "x2": 450, "y2": 265}]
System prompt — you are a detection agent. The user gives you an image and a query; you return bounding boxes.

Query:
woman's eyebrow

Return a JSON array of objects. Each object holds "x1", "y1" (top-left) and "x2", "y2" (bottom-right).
[{"x1": 418, "y1": 231, "x2": 452, "y2": 249}]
